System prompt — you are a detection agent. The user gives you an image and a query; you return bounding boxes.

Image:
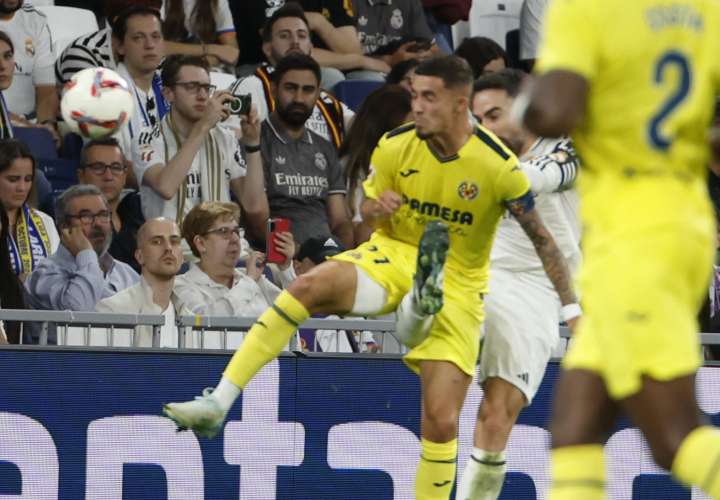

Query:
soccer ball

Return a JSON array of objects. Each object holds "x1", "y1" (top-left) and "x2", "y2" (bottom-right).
[{"x1": 61, "y1": 67, "x2": 134, "y2": 139}]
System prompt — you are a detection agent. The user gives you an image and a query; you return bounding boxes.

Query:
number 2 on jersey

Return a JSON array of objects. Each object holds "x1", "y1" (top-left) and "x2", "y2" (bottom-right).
[{"x1": 648, "y1": 51, "x2": 692, "y2": 151}]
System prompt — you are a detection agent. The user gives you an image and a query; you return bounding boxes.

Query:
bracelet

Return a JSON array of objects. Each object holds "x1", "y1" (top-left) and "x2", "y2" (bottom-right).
[
  {"x1": 243, "y1": 143, "x2": 261, "y2": 153},
  {"x1": 561, "y1": 303, "x2": 582, "y2": 322}
]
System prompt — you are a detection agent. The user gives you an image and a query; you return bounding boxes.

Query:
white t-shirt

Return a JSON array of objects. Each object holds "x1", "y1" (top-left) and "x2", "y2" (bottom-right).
[
  {"x1": 132, "y1": 114, "x2": 247, "y2": 221},
  {"x1": 115, "y1": 63, "x2": 164, "y2": 158},
  {"x1": 519, "y1": 0, "x2": 548, "y2": 60},
  {"x1": 159, "y1": 304, "x2": 177, "y2": 348},
  {"x1": 468, "y1": 0, "x2": 523, "y2": 48},
  {"x1": 0, "y1": 4, "x2": 55, "y2": 116},
  {"x1": 161, "y1": 0, "x2": 235, "y2": 38},
  {"x1": 225, "y1": 74, "x2": 355, "y2": 145},
  {"x1": 490, "y1": 137, "x2": 581, "y2": 271}
]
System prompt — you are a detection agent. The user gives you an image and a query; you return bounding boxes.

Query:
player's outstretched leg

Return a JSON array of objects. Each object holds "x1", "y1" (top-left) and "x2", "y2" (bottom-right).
[
  {"x1": 163, "y1": 261, "x2": 358, "y2": 438},
  {"x1": 395, "y1": 221, "x2": 449, "y2": 347}
]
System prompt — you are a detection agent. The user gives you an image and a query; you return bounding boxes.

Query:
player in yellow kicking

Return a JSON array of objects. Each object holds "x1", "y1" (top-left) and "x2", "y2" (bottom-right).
[
  {"x1": 163, "y1": 55, "x2": 577, "y2": 500},
  {"x1": 519, "y1": 0, "x2": 720, "y2": 499}
]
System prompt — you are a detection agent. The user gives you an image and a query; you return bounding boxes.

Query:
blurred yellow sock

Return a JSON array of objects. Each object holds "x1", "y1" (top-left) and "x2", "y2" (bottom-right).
[
  {"x1": 672, "y1": 426, "x2": 720, "y2": 498},
  {"x1": 549, "y1": 444, "x2": 605, "y2": 500}
]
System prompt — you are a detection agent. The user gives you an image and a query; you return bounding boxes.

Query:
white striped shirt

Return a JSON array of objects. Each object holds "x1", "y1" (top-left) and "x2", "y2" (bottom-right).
[{"x1": 55, "y1": 27, "x2": 115, "y2": 85}]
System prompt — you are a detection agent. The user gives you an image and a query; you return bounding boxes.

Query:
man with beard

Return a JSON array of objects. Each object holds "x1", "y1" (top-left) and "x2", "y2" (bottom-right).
[
  {"x1": 133, "y1": 54, "x2": 268, "y2": 244},
  {"x1": 96, "y1": 218, "x2": 191, "y2": 348},
  {"x1": 163, "y1": 56, "x2": 577, "y2": 500},
  {"x1": 0, "y1": 0, "x2": 59, "y2": 144},
  {"x1": 258, "y1": 53, "x2": 353, "y2": 248},
  {"x1": 25, "y1": 184, "x2": 139, "y2": 312},
  {"x1": 226, "y1": 3, "x2": 368, "y2": 149}
]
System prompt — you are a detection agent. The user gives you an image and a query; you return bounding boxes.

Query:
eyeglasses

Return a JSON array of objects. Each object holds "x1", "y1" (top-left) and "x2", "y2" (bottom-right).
[
  {"x1": 173, "y1": 81, "x2": 216, "y2": 95},
  {"x1": 66, "y1": 210, "x2": 112, "y2": 225},
  {"x1": 203, "y1": 225, "x2": 243, "y2": 240},
  {"x1": 82, "y1": 162, "x2": 127, "y2": 175}
]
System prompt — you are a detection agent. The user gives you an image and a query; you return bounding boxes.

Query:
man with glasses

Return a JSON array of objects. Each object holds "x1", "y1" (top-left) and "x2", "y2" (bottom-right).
[
  {"x1": 78, "y1": 137, "x2": 145, "y2": 273},
  {"x1": 25, "y1": 184, "x2": 139, "y2": 314},
  {"x1": 134, "y1": 54, "x2": 269, "y2": 246}
]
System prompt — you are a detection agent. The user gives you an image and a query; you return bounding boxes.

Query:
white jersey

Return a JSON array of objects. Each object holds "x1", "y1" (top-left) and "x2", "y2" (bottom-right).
[
  {"x1": 225, "y1": 73, "x2": 354, "y2": 146},
  {"x1": 132, "y1": 113, "x2": 247, "y2": 222},
  {"x1": 0, "y1": 4, "x2": 54, "y2": 117},
  {"x1": 490, "y1": 136, "x2": 581, "y2": 271}
]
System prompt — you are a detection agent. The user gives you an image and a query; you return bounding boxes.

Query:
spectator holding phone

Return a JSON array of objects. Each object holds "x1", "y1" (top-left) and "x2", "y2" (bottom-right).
[
  {"x1": 175, "y1": 201, "x2": 296, "y2": 317},
  {"x1": 133, "y1": 54, "x2": 269, "y2": 246}
]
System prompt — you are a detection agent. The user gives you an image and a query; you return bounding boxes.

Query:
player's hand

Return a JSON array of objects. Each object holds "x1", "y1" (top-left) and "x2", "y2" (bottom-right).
[
  {"x1": 61, "y1": 226, "x2": 93, "y2": 256},
  {"x1": 273, "y1": 231, "x2": 296, "y2": 270},
  {"x1": 208, "y1": 44, "x2": 240, "y2": 66},
  {"x1": 240, "y1": 104, "x2": 261, "y2": 147},
  {"x1": 376, "y1": 190, "x2": 403, "y2": 215},
  {"x1": 246, "y1": 251, "x2": 266, "y2": 281},
  {"x1": 566, "y1": 316, "x2": 580, "y2": 334},
  {"x1": 199, "y1": 90, "x2": 232, "y2": 130}
]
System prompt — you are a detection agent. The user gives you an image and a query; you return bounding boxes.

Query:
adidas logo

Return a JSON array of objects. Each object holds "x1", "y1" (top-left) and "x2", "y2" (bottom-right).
[
  {"x1": 324, "y1": 237, "x2": 338, "y2": 248},
  {"x1": 517, "y1": 372, "x2": 529, "y2": 384}
]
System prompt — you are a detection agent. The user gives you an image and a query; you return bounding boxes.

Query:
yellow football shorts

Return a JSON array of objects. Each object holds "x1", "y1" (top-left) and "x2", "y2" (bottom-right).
[
  {"x1": 565, "y1": 175, "x2": 715, "y2": 399},
  {"x1": 332, "y1": 233, "x2": 484, "y2": 376}
]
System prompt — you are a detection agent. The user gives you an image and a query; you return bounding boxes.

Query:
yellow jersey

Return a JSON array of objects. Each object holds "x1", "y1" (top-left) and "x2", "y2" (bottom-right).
[
  {"x1": 536, "y1": 0, "x2": 720, "y2": 180},
  {"x1": 363, "y1": 122, "x2": 530, "y2": 288}
]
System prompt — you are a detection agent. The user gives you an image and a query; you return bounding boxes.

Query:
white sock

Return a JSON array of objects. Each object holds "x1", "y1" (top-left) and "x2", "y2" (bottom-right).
[
  {"x1": 211, "y1": 376, "x2": 242, "y2": 412},
  {"x1": 394, "y1": 292, "x2": 433, "y2": 348},
  {"x1": 457, "y1": 448, "x2": 506, "y2": 500}
]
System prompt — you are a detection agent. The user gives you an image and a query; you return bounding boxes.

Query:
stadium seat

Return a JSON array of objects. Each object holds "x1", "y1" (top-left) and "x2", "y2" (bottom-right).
[
  {"x1": 37, "y1": 158, "x2": 78, "y2": 191},
  {"x1": 13, "y1": 126, "x2": 57, "y2": 159},
  {"x1": 36, "y1": 6, "x2": 98, "y2": 56},
  {"x1": 332, "y1": 80, "x2": 384, "y2": 112},
  {"x1": 210, "y1": 71, "x2": 237, "y2": 91},
  {"x1": 61, "y1": 132, "x2": 84, "y2": 161}
]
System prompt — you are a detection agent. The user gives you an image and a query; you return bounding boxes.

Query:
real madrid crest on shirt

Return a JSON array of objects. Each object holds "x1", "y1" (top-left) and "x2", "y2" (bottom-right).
[
  {"x1": 315, "y1": 152, "x2": 327, "y2": 171},
  {"x1": 390, "y1": 9, "x2": 404, "y2": 29},
  {"x1": 358, "y1": 15, "x2": 368, "y2": 26}
]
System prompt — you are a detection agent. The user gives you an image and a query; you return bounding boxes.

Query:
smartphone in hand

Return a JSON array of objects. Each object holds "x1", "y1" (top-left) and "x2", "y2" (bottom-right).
[{"x1": 266, "y1": 217, "x2": 291, "y2": 263}]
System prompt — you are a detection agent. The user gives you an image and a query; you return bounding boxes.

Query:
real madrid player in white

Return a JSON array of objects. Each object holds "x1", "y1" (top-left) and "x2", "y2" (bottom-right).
[{"x1": 458, "y1": 69, "x2": 582, "y2": 500}]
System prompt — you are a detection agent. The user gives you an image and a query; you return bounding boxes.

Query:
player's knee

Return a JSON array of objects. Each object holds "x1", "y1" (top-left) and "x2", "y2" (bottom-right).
[
  {"x1": 424, "y1": 404, "x2": 459, "y2": 440},
  {"x1": 287, "y1": 273, "x2": 321, "y2": 309},
  {"x1": 478, "y1": 400, "x2": 517, "y2": 437}
]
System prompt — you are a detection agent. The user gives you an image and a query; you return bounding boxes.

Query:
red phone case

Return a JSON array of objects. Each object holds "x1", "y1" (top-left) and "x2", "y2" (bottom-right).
[{"x1": 266, "y1": 218, "x2": 291, "y2": 263}]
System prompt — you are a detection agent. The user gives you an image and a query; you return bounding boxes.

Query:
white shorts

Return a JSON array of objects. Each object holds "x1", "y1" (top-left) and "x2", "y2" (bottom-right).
[{"x1": 477, "y1": 266, "x2": 563, "y2": 405}]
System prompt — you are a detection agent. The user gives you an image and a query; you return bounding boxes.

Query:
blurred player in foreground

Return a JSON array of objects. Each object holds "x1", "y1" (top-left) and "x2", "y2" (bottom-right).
[
  {"x1": 458, "y1": 68, "x2": 582, "y2": 500},
  {"x1": 519, "y1": 0, "x2": 720, "y2": 498},
  {"x1": 163, "y1": 55, "x2": 578, "y2": 499}
]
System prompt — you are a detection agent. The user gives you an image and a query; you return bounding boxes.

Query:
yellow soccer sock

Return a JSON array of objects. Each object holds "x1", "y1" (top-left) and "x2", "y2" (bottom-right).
[
  {"x1": 223, "y1": 291, "x2": 309, "y2": 388},
  {"x1": 672, "y1": 426, "x2": 720, "y2": 497},
  {"x1": 549, "y1": 444, "x2": 605, "y2": 500},
  {"x1": 415, "y1": 438, "x2": 457, "y2": 500}
]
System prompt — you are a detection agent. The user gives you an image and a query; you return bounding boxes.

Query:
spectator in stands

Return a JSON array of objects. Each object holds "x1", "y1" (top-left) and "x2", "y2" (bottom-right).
[
  {"x1": 227, "y1": 4, "x2": 355, "y2": 150},
  {"x1": 175, "y1": 201, "x2": 296, "y2": 317},
  {"x1": 339, "y1": 84, "x2": 411, "y2": 244},
  {"x1": 519, "y1": 0, "x2": 547, "y2": 71},
  {"x1": 96, "y1": 217, "x2": 191, "y2": 347},
  {"x1": 352, "y1": 0, "x2": 438, "y2": 75},
  {"x1": 0, "y1": 0, "x2": 59, "y2": 145},
  {"x1": 133, "y1": 55, "x2": 268, "y2": 242},
  {"x1": 0, "y1": 139, "x2": 59, "y2": 280},
  {"x1": 162, "y1": 0, "x2": 239, "y2": 72},
  {"x1": 385, "y1": 57, "x2": 420, "y2": 91},
  {"x1": 261, "y1": 54, "x2": 353, "y2": 248},
  {"x1": 112, "y1": 6, "x2": 169, "y2": 156},
  {"x1": 77, "y1": 137, "x2": 144, "y2": 273},
  {"x1": 0, "y1": 201, "x2": 26, "y2": 344},
  {"x1": 455, "y1": 36, "x2": 507, "y2": 79},
  {"x1": 0, "y1": 30, "x2": 14, "y2": 139},
  {"x1": 25, "y1": 184, "x2": 139, "y2": 311}
]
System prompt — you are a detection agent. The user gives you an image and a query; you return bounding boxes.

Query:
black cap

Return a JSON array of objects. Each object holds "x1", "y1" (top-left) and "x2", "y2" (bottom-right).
[{"x1": 296, "y1": 235, "x2": 345, "y2": 264}]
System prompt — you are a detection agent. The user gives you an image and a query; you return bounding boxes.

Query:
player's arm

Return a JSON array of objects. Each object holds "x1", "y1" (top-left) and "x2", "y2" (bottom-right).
[
  {"x1": 508, "y1": 192, "x2": 579, "y2": 316},
  {"x1": 360, "y1": 136, "x2": 402, "y2": 228},
  {"x1": 520, "y1": 73, "x2": 588, "y2": 138},
  {"x1": 711, "y1": 126, "x2": 720, "y2": 175},
  {"x1": 521, "y1": 137, "x2": 580, "y2": 193}
]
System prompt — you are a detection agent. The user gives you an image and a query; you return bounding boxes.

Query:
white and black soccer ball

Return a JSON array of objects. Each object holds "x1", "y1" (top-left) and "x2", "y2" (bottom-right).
[{"x1": 61, "y1": 67, "x2": 134, "y2": 139}]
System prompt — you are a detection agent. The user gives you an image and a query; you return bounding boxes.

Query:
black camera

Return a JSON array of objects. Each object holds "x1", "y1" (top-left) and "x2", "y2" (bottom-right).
[{"x1": 228, "y1": 93, "x2": 252, "y2": 115}]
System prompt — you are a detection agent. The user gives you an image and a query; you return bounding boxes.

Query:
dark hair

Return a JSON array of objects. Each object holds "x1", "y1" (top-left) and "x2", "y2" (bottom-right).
[
  {"x1": 386, "y1": 58, "x2": 420, "y2": 86},
  {"x1": 80, "y1": 136, "x2": 125, "y2": 168},
  {"x1": 414, "y1": 55, "x2": 474, "y2": 92},
  {"x1": 262, "y1": 3, "x2": 310, "y2": 42},
  {"x1": 0, "y1": 139, "x2": 36, "y2": 207},
  {"x1": 0, "y1": 202, "x2": 25, "y2": 343},
  {"x1": 55, "y1": 184, "x2": 108, "y2": 227},
  {"x1": 272, "y1": 53, "x2": 320, "y2": 86},
  {"x1": 163, "y1": 0, "x2": 218, "y2": 43},
  {"x1": 105, "y1": 0, "x2": 162, "y2": 23},
  {"x1": 0, "y1": 30, "x2": 13, "y2": 53},
  {"x1": 455, "y1": 37, "x2": 508, "y2": 79},
  {"x1": 111, "y1": 5, "x2": 163, "y2": 41},
  {"x1": 339, "y1": 85, "x2": 412, "y2": 216},
  {"x1": 161, "y1": 54, "x2": 210, "y2": 87},
  {"x1": 473, "y1": 68, "x2": 526, "y2": 98}
]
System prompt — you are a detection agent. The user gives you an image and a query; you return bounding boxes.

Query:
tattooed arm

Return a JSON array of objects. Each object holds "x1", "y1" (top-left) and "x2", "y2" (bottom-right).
[{"x1": 510, "y1": 204, "x2": 577, "y2": 307}]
